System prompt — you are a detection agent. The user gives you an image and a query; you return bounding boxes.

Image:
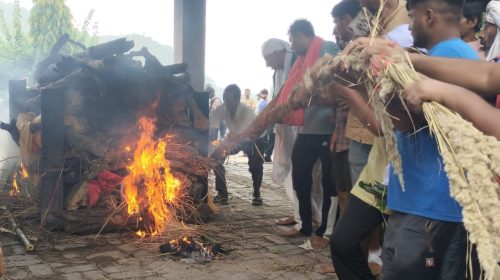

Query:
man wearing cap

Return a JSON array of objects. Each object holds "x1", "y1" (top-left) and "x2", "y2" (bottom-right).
[
  {"x1": 479, "y1": 0, "x2": 500, "y2": 109},
  {"x1": 261, "y1": 38, "x2": 324, "y2": 231},
  {"x1": 261, "y1": 38, "x2": 301, "y2": 225},
  {"x1": 480, "y1": 0, "x2": 500, "y2": 62}
]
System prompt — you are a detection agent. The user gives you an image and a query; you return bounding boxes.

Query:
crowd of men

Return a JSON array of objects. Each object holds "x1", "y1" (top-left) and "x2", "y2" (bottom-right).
[{"x1": 209, "y1": 0, "x2": 500, "y2": 279}]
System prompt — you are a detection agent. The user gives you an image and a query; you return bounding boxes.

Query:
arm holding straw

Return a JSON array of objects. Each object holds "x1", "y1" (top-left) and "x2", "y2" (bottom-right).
[
  {"x1": 323, "y1": 81, "x2": 383, "y2": 136},
  {"x1": 405, "y1": 78, "x2": 500, "y2": 140},
  {"x1": 409, "y1": 54, "x2": 500, "y2": 98},
  {"x1": 345, "y1": 37, "x2": 500, "y2": 97}
]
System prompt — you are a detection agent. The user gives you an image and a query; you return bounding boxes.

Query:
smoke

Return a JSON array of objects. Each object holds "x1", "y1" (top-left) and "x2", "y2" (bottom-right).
[{"x1": 0, "y1": 92, "x2": 21, "y2": 172}]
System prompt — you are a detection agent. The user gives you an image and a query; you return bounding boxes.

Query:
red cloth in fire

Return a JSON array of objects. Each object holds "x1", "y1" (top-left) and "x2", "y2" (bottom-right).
[
  {"x1": 88, "y1": 171, "x2": 124, "y2": 207},
  {"x1": 276, "y1": 36, "x2": 324, "y2": 126}
]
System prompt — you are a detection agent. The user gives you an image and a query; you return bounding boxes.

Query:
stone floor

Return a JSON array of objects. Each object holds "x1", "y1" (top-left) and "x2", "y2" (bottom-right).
[{"x1": 0, "y1": 154, "x2": 337, "y2": 280}]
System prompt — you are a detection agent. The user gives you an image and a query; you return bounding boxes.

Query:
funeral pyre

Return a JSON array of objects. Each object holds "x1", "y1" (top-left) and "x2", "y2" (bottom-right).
[{"x1": 0, "y1": 34, "x2": 215, "y2": 236}]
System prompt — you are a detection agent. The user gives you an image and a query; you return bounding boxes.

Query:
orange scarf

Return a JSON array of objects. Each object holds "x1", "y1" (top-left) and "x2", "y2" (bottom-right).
[{"x1": 277, "y1": 36, "x2": 324, "y2": 126}]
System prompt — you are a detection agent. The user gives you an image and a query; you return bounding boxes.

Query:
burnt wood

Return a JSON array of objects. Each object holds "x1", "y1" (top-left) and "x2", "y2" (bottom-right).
[{"x1": 40, "y1": 88, "x2": 65, "y2": 230}]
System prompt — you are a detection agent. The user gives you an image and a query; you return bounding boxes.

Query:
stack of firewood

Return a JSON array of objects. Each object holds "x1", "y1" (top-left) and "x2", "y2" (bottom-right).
[{"x1": 1, "y1": 34, "x2": 213, "y2": 232}]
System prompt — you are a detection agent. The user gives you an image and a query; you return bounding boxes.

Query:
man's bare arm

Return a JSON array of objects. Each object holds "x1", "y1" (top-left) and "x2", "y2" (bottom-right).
[
  {"x1": 405, "y1": 78, "x2": 500, "y2": 140},
  {"x1": 345, "y1": 37, "x2": 500, "y2": 97},
  {"x1": 325, "y1": 82, "x2": 382, "y2": 136},
  {"x1": 409, "y1": 54, "x2": 500, "y2": 97}
]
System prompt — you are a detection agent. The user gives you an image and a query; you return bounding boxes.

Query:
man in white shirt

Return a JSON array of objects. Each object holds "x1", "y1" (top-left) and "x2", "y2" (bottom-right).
[
  {"x1": 207, "y1": 84, "x2": 225, "y2": 140},
  {"x1": 210, "y1": 84, "x2": 267, "y2": 206}
]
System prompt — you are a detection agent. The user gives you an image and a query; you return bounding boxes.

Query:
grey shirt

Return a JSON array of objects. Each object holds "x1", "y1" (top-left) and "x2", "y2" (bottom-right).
[{"x1": 300, "y1": 41, "x2": 340, "y2": 135}]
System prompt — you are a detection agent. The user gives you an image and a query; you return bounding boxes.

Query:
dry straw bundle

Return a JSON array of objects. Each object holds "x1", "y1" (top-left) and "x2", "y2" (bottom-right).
[{"x1": 301, "y1": 43, "x2": 500, "y2": 280}]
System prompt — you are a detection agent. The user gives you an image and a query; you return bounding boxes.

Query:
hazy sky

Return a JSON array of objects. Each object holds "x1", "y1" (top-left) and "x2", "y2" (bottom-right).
[{"x1": 8, "y1": 0, "x2": 340, "y2": 95}]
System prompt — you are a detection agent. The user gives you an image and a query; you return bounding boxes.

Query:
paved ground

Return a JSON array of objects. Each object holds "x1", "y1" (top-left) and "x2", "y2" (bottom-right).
[{"x1": 0, "y1": 154, "x2": 337, "y2": 280}]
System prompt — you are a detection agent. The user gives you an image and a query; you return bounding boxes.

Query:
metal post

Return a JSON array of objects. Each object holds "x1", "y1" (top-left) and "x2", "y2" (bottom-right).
[{"x1": 40, "y1": 88, "x2": 64, "y2": 229}]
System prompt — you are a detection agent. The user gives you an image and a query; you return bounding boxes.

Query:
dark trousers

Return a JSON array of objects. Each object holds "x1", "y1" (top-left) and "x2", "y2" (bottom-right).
[
  {"x1": 291, "y1": 134, "x2": 336, "y2": 237},
  {"x1": 382, "y1": 212, "x2": 469, "y2": 280},
  {"x1": 215, "y1": 138, "x2": 266, "y2": 198},
  {"x1": 264, "y1": 129, "x2": 275, "y2": 159},
  {"x1": 331, "y1": 194, "x2": 384, "y2": 280}
]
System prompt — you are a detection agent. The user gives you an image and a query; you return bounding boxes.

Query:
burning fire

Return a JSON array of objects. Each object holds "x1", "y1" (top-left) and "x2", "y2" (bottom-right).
[
  {"x1": 10, "y1": 163, "x2": 29, "y2": 196},
  {"x1": 123, "y1": 115, "x2": 182, "y2": 236},
  {"x1": 10, "y1": 175, "x2": 20, "y2": 196},
  {"x1": 20, "y1": 163, "x2": 29, "y2": 178}
]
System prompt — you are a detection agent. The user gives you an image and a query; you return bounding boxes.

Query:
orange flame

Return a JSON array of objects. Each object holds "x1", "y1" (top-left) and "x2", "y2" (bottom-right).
[
  {"x1": 123, "y1": 115, "x2": 182, "y2": 236},
  {"x1": 136, "y1": 230, "x2": 147, "y2": 238},
  {"x1": 20, "y1": 163, "x2": 29, "y2": 178},
  {"x1": 10, "y1": 174, "x2": 20, "y2": 196},
  {"x1": 10, "y1": 163, "x2": 29, "y2": 196}
]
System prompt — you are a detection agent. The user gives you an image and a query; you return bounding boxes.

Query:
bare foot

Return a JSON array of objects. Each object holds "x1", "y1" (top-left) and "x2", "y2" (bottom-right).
[
  {"x1": 311, "y1": 236, "x2": 329, "y2": 249},
  {"x1": 278, "y1": 226, "x2": 308, "y2": 237},
  {"x1": 368, "y1": 262, "x2": 382, "y2": 277},
  {"x1": 275, "y1": 215, "x2": 296, "y2": 226},
  {"x1": 318, "y1": 263, "x2": 335, "y2": 274}
]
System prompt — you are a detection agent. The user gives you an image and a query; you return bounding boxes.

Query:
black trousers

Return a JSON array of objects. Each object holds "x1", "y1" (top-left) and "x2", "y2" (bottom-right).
[
  {"x1": 264, "y1": 129, "x2": 275, "y2": 159},
  {"x1": 382, "y1": 211, "x2": 469, "y2": 280},
  {"x1": 292, "y1": 134, "x2": 336, "y2": 237},
  {"x1": 331, "y1": 194, "x2": 384, "y2": 280},
  {"x1": 215, "y1": 138, "x2": 266, "y2": 198}
]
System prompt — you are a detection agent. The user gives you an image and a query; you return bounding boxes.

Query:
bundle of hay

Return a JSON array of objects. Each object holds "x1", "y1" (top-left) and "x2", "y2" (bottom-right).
[
  {"x1": 301, "y1": 44, "x2": 500, "y2": 279},
  {"x1": 210, "y1": 95, "x2": 302, "y2": 160}
]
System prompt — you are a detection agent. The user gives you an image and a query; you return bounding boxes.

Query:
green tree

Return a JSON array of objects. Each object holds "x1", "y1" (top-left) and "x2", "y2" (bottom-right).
[
  {"x1": 29, "y1": 0, "x2": 74, "y2": 57},
  {"x1": 0, "y1": 0, "x2": 34, "y2": 89},
  {"x1": 73, "y1": 9, "x2": 99, "y2": 47},
  {"x1": 0, "y1": 0, "x2": 98, "y2": 90}
]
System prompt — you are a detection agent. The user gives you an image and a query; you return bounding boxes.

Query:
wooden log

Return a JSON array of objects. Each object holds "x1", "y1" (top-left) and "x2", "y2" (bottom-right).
[
  {"x1": 66, "y1": 181, "x2": 88, "y2": 211},
  {"x1": 128, "y1": 47, "x2": 188, "y2": 78},
  {"x1": 0, "y1": 119, "x2": 20, "y2": 145},
  {"x1": 0, "y1": 205, "x2": 35, "y2": 251},
  {"x1": 65, "y1": 130, "x2": 110, "y2": 158},
  {"x1": 40, "y1": 88, "x2": 64, "y2": 230},
  {"x1": 34, "y1": 34, "x2": 71, "y2": 84},
  {"x1": 87, "y1": 38, "x2": 134, "y2": 59},
  {"x1": 58, "y1": 207, "x2": 141, "y2": 235}
]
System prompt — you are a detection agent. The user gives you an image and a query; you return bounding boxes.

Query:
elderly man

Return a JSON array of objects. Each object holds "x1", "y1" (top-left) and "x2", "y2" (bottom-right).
[
  {"x1": 261, "y1": 38, "x2": 303, "y2": 225},
  {"x1": 480, "y1": 0, "x2": 500, "y2": 62}
]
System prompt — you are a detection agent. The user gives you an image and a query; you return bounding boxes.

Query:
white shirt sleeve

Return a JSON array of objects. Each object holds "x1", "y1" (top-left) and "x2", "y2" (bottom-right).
[{"x1": 209, "y1": 105, "x2": 223, "y2": 129}]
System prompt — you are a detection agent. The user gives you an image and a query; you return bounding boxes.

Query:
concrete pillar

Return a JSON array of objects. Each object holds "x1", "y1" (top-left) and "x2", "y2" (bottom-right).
[{"x1": 174, "y1": 0, "x2": 206, "y2": 92}]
